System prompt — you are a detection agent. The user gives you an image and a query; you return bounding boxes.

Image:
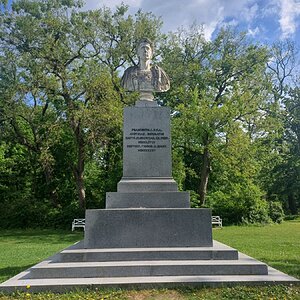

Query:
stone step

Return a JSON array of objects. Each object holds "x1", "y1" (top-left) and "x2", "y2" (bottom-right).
[
  {"x1": 0, "y1": 243, "x2": 298, "y2": 293},
  {"x1": 106, "y1": 191, "x2": 190, "y2": 208},
  {"x1": 59, "y1": 242, "x2": 238, "y2": 262},
  {"x1": 27, "y1": 256, "x2": 268, "y2": 279},
  {"x1": 117, "y1": 178, "x2": 178, "y2": 192},
  {"x1": 1, "y1": 266, "x2": 298, "y2": 294}
]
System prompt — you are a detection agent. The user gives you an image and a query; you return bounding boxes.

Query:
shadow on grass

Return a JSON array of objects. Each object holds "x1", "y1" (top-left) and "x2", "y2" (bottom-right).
[
  {"x1": 0, "y1": 229, "x2": 84, "y2": 245},
  {"x1": 0, "y1": 265, "x2": 33, "y2": 283}
]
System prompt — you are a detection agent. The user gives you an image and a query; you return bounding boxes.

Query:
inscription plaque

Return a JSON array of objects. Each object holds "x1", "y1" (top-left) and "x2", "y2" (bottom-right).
[{"x1": 123, "y1": 107, "x2": 172, "y2": 178}]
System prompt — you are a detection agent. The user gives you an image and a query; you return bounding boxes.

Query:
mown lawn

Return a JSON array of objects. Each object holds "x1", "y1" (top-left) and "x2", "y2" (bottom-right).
[
  {"x1": 0, "y1": 229, "x2": 83, "y2": 283},
  {"x1": 213, "y1": 218, "x2": 300, "y2": 279},
  {"x1": 0, "y1": 219, "x2": 299, "y2": 299}
]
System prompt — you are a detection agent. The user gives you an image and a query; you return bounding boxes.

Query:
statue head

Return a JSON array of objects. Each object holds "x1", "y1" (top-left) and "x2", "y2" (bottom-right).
[
  {"x1": 137, "y1": 38, "x2": 153, "y2": 63},
  {"x1": 121, "y1": 37, "x2": 170, "y2": 102}
]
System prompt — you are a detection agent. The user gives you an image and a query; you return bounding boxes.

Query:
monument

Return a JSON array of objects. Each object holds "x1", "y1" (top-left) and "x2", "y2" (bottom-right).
[
  {"x1": 84, "y1": 37, "x2": 212, "y2": 249},
  {"x1": 0, "y1": 39, "x2": 298, "y2": 293}
]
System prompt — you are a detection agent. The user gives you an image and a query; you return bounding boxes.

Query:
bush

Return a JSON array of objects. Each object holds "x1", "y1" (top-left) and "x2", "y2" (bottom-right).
[
  {"x1": 246, "y1": 199, "x2": 271, "y2": 224},
  {"x1": 269, "y1": 201, "x2": 285, "y2": 223},
  {"x1": 207, "y1": 182, "x2": 270, "y2": 225}
]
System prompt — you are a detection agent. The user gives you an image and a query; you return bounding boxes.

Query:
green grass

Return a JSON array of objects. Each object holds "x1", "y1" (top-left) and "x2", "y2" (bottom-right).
[
  {"x1": 213, "y1": 218, "x2": 300, "y2": 279},
  {"x1": 0, "y1": 286, "x2": 299, "y2": 299},
  {"x1": 0, "y1": 220, "x2": 299, "y2": 299},
  {"x1": 0, "y1": 229, "x2": 83, "y2": 283}
]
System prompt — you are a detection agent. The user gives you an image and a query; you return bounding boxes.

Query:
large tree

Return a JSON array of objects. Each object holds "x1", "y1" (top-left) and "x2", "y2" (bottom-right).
[
  {"x1": 0, "y1": 0, "x2": 162, "y2": 215},
  {"x1": 161, "y1": 27, "x2": 270, "y2": 209}
]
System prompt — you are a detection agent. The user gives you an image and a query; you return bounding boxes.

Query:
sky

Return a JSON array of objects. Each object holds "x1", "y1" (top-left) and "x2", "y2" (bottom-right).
[{"x1": 82, "y1": 0, "x2": 300, "y2": 45}]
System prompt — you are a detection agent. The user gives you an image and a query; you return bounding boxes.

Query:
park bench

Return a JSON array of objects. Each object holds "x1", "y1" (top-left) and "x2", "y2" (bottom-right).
[
  {"x1": 211, "y1": 216, "x2": 222, "y2": 228},
  {"x1": 72, "y1": 218, "x2": 85, "y2": 231},
  {"x1": 72, "y1": 217, "x2": 222, "y2": 230}
]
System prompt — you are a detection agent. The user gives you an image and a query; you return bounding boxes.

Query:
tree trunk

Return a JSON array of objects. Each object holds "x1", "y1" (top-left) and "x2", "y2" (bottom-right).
[
  {"x1": 198, "y1": 146, "x2": 211, "y2": 206},
  {"x1": 43, "y1": 165, "x2": 59, "y2": 207},
  {"x1": 288, "y1": 193, "x2": 297, "y2": 215},
  {"x1": 73, "y1": 125, "x2": 86, "y2": 211},
  {"x1": 73, "y1": 168, "x2": 86, "y2": 211}
]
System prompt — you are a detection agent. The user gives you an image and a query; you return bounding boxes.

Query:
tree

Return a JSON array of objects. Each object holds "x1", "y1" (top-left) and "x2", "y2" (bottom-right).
[
  {"x1": 161, "y1": 27, "x2": 270, "y2": 209},
  {"x1": 260, "y1": 40, "x2": 299, "y2": 214},
  {"x1": 0, "y1": 0, "x2": 162, "y2": 215}
]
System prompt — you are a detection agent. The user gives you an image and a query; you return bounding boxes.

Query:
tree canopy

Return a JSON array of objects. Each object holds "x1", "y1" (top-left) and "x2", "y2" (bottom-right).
[{"x1": 0, "y1": 0, "x2": 299, "y2": 228}]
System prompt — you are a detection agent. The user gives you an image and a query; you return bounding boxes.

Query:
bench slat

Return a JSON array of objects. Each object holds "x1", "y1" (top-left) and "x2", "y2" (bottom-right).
[{"x1": 72, "y1": 219, "x2": 86, "y2": 231}]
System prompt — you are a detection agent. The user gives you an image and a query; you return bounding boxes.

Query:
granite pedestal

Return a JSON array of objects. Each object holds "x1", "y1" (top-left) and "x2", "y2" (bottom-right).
[{"x1": 84, "y1": 106, "x2": 213, "y2": 249}]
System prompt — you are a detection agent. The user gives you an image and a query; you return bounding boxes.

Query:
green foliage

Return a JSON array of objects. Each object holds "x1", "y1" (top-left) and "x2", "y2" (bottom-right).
[
  {"x1": 0, "y1": 1, "x2": 299, "y2": 227},
  {"x1": 162, "y1": 27, "x2": 271, "y2": 212},
  {"x1": 0, "y1": 0, "x2": 161, "y2": 227},
  {"x1": 269, "y1": 201, "x2": 285, "y2": 223},
  {"x1": 208, "y1": 183, "x2": 270, "y2": 225}
]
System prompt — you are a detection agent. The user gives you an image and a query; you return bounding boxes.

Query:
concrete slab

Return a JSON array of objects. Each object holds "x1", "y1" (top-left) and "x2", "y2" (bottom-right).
[
  {"x1": 59, "y1": 241, "x2": 239, "y2": 262},
  {"x1": 0, "y1": 263, "x2": 298, "y2": 294},
  {"x1": 122, "y1": 107, "x2": 172, "y2": 179},
  {"x1": 117, "y1": 178, "x2": 178, "y2": 192}
]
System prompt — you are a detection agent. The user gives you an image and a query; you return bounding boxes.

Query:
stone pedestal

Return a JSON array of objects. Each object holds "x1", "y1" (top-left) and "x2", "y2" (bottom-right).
[
  {"x1": 84, "y1": 209, "x2": 212, "y2": 248},
  {"x1": 84, "y1": 105, "x2": 213, "y2": 249},
  {"x1": 118, "y1": 107, "x2": 177, "y2": 193}
]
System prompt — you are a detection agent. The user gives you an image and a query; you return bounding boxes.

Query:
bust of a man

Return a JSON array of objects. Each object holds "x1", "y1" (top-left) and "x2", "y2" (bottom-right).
[{"x1": 121, "y1": 38, "x2": 170, "y2": 101}]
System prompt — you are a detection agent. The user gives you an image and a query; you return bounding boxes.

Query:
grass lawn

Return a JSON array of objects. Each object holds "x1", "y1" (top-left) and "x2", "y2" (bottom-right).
[
  {"x1": 0, "y1": 229, "x2": 83, "y2": 283},
  {"x1": 0, "y1": 220, "x2": 299, "y2": 299},
  {"x1": 213, "y1": 218, "x2": 300, "y2": 280}
]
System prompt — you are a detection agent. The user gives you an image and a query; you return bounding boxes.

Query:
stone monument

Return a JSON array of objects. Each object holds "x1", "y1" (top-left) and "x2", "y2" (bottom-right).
[
  {"x1": 0, "y1": 39, "x2": 298, "y2": 293},
  {"x1": 84, "y1": 38, "x2": 213, "y2": 248}
]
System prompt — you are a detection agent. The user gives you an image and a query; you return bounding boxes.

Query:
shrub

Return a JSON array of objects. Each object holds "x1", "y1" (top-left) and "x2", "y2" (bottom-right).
[
  {"x1": 269, "y1": 201, "x2": 285, "y2": 223},
  {"x1": 207, "y1": 182, "x2": 270, "y2": 225}
]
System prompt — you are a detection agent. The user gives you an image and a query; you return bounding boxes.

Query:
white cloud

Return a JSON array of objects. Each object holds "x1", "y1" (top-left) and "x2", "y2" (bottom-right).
[
  {"x1": 248, "y1": 26, "x2": 260, "y2": 36},
  {"x1": 83, "y1": 0, "x2": 141, "y2": 10},
  {"x1": 140, "y1": 0, "x2": 256, "y2": 39},
  {"x1": 82, "y1": 0, "x2": 286, "y2": 41},
  {"x1": 242, "y1": 3, "x2": 259, "y2": 22},
  {"x1": 278, "y1": 0, "x2": 300, "y2": 38}
]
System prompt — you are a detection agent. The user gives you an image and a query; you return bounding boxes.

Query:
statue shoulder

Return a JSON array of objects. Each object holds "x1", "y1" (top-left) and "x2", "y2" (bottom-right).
[
  {"x1": 121, "y1": 65, "x2": 139, "y2": 90},
  {"x1": 151, "y1": 65, "x2": 170, "y2": 92},
  {"x1": 124, "y1": 65, "x2": 138, "y2": 75}
]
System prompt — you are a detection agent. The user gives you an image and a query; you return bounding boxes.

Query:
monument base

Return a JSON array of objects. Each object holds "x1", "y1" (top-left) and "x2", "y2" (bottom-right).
[
  {"x1": 1, "y1": 240, "x2": 298, "y2": 293},
  {"x1": 84, "y1": 208, "x2": 213, "y2": 248},
  {"x1": 106, "y1": 191, "x2": 190, "y2": 208}
]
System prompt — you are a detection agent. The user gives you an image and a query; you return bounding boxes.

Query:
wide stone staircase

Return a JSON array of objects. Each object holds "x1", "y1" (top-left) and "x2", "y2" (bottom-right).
[{"x1": 1, "y1": 239, "x2": 298, "y2": 293}]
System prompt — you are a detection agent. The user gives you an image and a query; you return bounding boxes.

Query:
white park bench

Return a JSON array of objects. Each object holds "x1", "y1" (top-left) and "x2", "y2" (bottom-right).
[
  {"x1": 211, "y1": 216, "x2": 222, "y2": 228},
  {"x1": 72, "y1": 217, "x2": 222, "y2": 230},
  {"x1": 72, "y1": 219, "x2": 85, "y2": 231}
]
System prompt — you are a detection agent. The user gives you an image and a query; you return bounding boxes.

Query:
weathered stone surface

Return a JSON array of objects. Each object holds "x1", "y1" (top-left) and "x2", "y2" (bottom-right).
[
  {"x1": 117, "y1": 178, "x2": 178, "y2": 193},
  {"x1": 106, "y1": 191, "x2": 190, "y2": 208},
  {"x1": 1, "y1": 241, "x2": 298, "y2": 293},
  {"x1": 84, "y1": 208, "x2": 213, "y2": 249},
  {"x1": 59, "y1": 241, "x2": 239, "y2": 262},
  {"x1": 122, "y1": 107, "x2": 172, "y2": 179},
  {"x1": 121, "y1": 38, "x2": 170, "y2": 102}
]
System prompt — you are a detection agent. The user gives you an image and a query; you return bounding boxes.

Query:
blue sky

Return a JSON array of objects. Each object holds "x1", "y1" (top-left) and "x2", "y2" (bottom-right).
[
  {"x1": 4, "y1": 0, "x2": 300, "y2": 46},
  {"x1": 83, "y1": 0, "x2": 300, "y2": 45}
]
